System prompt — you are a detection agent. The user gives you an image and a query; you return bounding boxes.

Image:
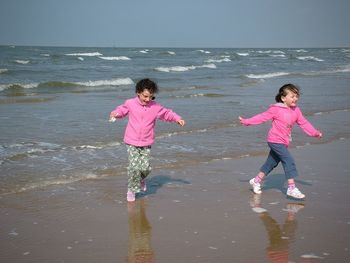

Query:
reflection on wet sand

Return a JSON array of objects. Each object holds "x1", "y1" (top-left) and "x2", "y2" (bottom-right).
[
  {"x1": 250, "y1": 195, "x2": 320, "y2": 263},
  {"x1": 127, "y1": 199, "x2": 155, "y2": 263}
]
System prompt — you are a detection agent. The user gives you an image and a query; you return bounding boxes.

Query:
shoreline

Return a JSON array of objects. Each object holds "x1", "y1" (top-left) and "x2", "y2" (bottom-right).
[{"x1": 1, "y1": 139, "x2": 350, "y2": 262}]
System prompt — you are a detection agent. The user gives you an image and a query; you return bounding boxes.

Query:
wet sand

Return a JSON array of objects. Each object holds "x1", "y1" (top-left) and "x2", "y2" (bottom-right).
[{"x1": 1, "y1": 139, "x2": 350, "y2": 262}]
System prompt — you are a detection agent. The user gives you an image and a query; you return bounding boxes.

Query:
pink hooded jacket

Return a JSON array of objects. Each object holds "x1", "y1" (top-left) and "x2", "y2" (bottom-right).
[
  {"x1": 240, "y1": 103, "x2": 321, "y2": 146},
  {"x1": 111, "y1": 97, "x2": 182, "y2": 147}
]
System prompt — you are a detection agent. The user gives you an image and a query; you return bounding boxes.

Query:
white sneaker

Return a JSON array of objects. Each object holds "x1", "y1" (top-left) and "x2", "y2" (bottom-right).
[
  {"x1": 249, "y1": 178, "x2": 262, "y2": 194},
  {"x1": 286, "y1": 187, "x2": 305, "y2": 199}
]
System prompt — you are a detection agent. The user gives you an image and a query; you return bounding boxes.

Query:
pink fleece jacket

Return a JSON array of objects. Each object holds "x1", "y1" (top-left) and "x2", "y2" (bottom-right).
[
  {"x1": 111, "y1": 96, "x2": 182, "y2": 147},
  {"x1": 240, "y1": 103, "x2": 321, "y2": 146}
]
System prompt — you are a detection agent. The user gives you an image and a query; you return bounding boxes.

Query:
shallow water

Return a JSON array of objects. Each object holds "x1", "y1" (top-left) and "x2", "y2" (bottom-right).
[{"x1": 1, "y1": 46, "x2": 350, "y2": 194}]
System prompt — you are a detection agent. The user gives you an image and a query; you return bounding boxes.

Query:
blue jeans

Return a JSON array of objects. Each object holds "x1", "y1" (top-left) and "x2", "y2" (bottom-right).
[{"x1": 260, "y1": 142, "x2": 298, "y2": 179}]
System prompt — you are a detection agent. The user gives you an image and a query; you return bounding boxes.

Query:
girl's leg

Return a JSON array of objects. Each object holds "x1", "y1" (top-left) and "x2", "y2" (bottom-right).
[
  {"x1": 267, "y1": 143, "x2": 305, "y2": 199},
  {"x1": 250, "y1": 147, "x2": 280, "y2": 194},
  {"x1": 139, "y1": 146, "x2": 151, "y2": 192},
  {"x1": 139, "y1": 146, "x2": 152, "y2": 179},
  {"x1": 126, "y1": 145, "x2": 142, "y2": 194}
]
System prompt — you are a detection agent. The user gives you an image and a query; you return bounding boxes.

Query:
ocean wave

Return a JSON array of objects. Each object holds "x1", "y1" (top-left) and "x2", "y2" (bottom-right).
[
  {"x1": 155, "y1": 63, "x2": 216, "y2": 73},
  {"x1": 14, "y1": 60, "x2": 30, "y2": 64},
  {"x1": 301, "y1": 64, "x2": 350, "y2": 76},
  {"x1": 205, "y1": 58, "x2": 231, "y2": 63},
  {"x1": 292, "y1": 49, "x2": 308, "y2": 53},
  {"x1": 1, "y1": 172, "x2": 110, "y2": 196},
  {"x1": 0, "y1": 142, "x2": 62, "y2": 162},
  {"x1": 269, "y1": 54, "x2": 286, "y2": 58},
  {"x1": 173, "y1": 93, "x2": 225, "y2": 98},
  {"x1": 139, "y1": 49, "x2": 151, "y2": 54},
  {"x1": 0, "y1": 83, "x2": 39, "y2": 91},
  {"x1": 65, "y1": 52, "x2": 103, "y2": 56},
  {"x1": 0, "y1": 78, "x2": 134, "y2": 92},
  {"x1": 99, "y1": 56, "x2": 131, "y2": 61},
  {"x1": 0, "y1": 68, "x2": 8, "y2": 74},
  {"x1": 73, "y1": 141, "x2": 121, "y2": 151},
  {"x1": 76, "y1": 77, "x2": 134, "y2": 87},
  {"x1": 0, "y1": 97, "x2": 56, "y2": 104},
  {"x1": 297, "y1": 56, "x2": 324, "y2": 62},
  {"x1": 245, "y1": 72, "x2": 290, "y2": 79},
  {"x1": 236, "y1": 52, "x2": 249, "y2": 56},
  {"x1": 0, "y1": 140, "x2": 123, "y2": 163},
  {"x1": 196, "y1": 49, "x2": 211, "y2": 54}
]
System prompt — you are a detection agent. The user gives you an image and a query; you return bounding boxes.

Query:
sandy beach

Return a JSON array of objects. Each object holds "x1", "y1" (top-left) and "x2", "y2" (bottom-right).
[{"x1": 1, "y1": 138, "x2": 350, "y2": 263}]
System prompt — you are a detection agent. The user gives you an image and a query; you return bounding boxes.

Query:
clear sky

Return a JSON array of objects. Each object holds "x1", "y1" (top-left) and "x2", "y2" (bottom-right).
[{"x1": 1, "y1": 0, "x2": 349, "y2": 48}]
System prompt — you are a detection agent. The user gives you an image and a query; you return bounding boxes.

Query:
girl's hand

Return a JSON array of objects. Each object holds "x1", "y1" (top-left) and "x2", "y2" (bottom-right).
[
  {"x1": 109, "y1": 112, "x2": 118, "y2": 122},
  {"x1": 238, "y1": 116, "x2": 244, "y2": 124},
  {"x1": 317, "y1": 132, "x2": 323, "y2": 138},
  {"x1": 177, "y1": 119, "x2": 186, "y2": 126}
]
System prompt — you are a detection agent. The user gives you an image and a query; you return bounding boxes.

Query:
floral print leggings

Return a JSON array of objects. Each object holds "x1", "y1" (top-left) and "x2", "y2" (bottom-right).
[{"x1": 126, "y1": 144, "x2": 151, "y2": 193}]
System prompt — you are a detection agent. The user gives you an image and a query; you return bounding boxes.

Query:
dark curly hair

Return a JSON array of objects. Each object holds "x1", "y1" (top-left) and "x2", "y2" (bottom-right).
[
  {"x1": 275, "y1": 84, "x2": 300, "y2": 103},
  {"x1": 135, "y1": 78, "x2": 159, "y2": 94}
]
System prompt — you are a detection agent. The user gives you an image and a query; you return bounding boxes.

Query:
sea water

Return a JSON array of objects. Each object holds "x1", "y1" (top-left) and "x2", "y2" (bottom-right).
[{"x1": 1, "y1": 46, "x2": 350, "y2": 195}]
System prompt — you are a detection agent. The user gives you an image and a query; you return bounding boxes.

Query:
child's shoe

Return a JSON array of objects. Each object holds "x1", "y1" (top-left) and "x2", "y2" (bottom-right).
[
  {"x1": 286, "y1": 187, "x2": 305, "y2": 199},
  {"x1": 141, "y1": 179, "x2": 147, "y2": 192},
  {"x1": 127, "y1": 190, "x2": 136, "y2": 202},
  {"x1": 249, "y1": 178, "x2": 262, "y2": 194}
]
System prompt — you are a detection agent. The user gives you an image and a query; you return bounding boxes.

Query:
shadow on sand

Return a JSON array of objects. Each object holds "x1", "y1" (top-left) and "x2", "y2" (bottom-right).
[{"x1": 139, "y1": 175, "x2": 191, "y2": 197}]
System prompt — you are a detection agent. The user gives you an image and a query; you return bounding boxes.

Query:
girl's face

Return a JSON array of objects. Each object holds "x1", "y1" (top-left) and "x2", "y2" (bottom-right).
[
  {"x1": 137, "y1": 89, "x2": 154, "y2": 105},
  {"x1": 282, "y1": 90, "x2": 299, "y2": 107}
]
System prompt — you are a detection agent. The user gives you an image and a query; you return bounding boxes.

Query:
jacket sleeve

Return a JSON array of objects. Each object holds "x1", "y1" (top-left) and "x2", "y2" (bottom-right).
[
  {"x1": 157, "y1": 106, "x2": 181, "y2": 122},
  {"x1": 296, "y1": 108, "x2": 321, "y2": 137},
  {"x1": 111, "y1": 100, "x2": 129, "y2": 118},
  {"x1": 241, "y1": 106, "x2": 275, "y2": 126}
]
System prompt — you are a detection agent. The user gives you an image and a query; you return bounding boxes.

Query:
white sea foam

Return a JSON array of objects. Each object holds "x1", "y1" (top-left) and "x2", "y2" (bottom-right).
[
  {"x1": 99, "y1": 56, "x2": 131, "y2": 61},
  {"x1": 272, "y1": 50, "x2": 285, "y2": 54},
  {"x1": 297, "y1": 56, "x2": 324, "y2": 62},
  {"x1": 77, "y1": 57, "x2": 84, "y2": 61},
  {"x1": 14, "y1": 60, "x2": 30, "y2": 64},
  {"x1": 269, "y1": 54, "x2": 286, "y2": 58},
  {"x1": 257, "y1": 50, "x2": 272, "y2": 54},
  {"x1": 0, "y1": 82, "x2": 39, "y2": 91},
  {"x1": 40, "y1": 54, "x2": 50, "y2": 57},
  {"x1": 206, "y1": 58, "x2": 231, "y2": 63},
  {"x1": 76, "y1": 77, "x2": 133, "y2": 87},
  {"x1": 197, "y1": 49, "x2": 211, "y2": 54},
  {"x1": 167, "y1": 51, "x2": 176, "y2": 55},
  {"x1": 246, "y1": 72, "x2": 290, "y2": 79},
  {"x1": 301, "y1": 65, "x2": 350, "y2": 76},
  {"x1": 155, "y1": 63, "x2": 216, "y2": 72},
  {"x1": 293, "y1": 49, "x2": 308, "y2": 53},
  {"x1": 139, "y1": 49, "x2": 150, "y2": 54},
  {"x1": 0, "y1": 69, "x2": 8, "y2": 74},
  {"x1": 11, "y1": 172, "x2": 105, "y2": 195},
  {"x1": 65, "y1": 52, "x2": 102, "y2": 56},
  {"x1": 236, "y1": 52, "x2": 249, "y2": 56}
]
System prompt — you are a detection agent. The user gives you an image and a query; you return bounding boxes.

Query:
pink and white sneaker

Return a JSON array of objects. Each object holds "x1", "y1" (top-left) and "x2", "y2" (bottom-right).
[{"x1": 127, "y1": 190, "x2": 135, "y2": 202}]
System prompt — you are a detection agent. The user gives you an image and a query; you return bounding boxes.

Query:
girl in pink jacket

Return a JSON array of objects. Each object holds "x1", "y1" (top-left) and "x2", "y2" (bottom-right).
[
  {"x1": 239, "y1": 84, "x2": 322, "y2": 199},
  {"x1": 110, "y1": 79, "x2": 185, "y2": 202}
]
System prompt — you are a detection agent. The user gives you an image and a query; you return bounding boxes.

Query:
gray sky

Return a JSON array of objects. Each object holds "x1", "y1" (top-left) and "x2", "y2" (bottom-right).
[{"x1": 1, "y1": 0, "x2": 349, "y2": 48}]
